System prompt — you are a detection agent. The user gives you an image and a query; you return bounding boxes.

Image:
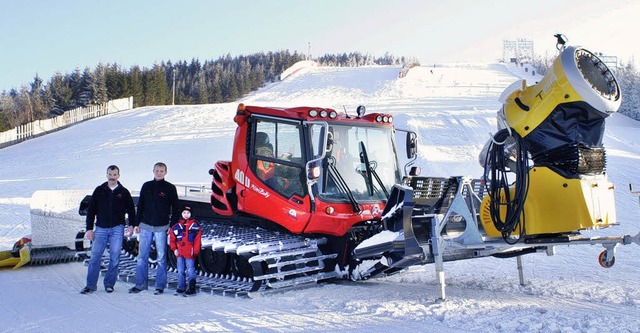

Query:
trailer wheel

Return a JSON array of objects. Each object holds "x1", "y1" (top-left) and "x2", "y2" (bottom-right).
[
  {"x1": 75, "y1": 231, "x2": 87, "y2": 251},
  {"x1": 598, "y1": 250, "x2": 615, "y2": 268}
]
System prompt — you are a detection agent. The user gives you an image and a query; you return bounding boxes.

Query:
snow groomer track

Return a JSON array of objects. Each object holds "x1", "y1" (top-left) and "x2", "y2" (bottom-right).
[
  {"x1": 109, "y1": 218, "x2": 338, "y2": 297},
  {"x1": 115, "y1": 254, "x2": 257, "y2": 297}
]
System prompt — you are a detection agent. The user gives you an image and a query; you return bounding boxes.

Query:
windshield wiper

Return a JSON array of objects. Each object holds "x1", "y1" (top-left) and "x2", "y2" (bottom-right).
[
  {"x1": 358, "y1": 142, "x2": 374, "y2": 196},
  {"x1": 326, "y1": 157, "x2": 361, "y2": 212},
  {"x1": 369, "y1": 161, "x2": 389, "y2": 199},
  {"x1": 358, "y1": 142, "x2": 389, "y2": 199}
]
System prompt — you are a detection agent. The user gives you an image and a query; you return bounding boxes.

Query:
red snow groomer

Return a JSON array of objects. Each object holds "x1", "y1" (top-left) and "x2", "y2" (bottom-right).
[{"x1": 205, "y1": 103, "x2": 411, "y2": 291}]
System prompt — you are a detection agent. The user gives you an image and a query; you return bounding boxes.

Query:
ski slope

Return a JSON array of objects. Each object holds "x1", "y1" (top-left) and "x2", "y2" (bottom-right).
[{"x1": 0, "y1": 62, "x2": 639, "y2": 332}]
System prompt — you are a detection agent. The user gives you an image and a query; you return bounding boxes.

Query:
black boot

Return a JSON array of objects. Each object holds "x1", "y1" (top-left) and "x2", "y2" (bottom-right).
[{"x1": 184, "y1": 279, "x2": 197, "y2": 296}]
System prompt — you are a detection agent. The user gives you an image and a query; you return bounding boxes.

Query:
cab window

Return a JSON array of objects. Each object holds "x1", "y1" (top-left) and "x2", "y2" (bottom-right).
[{"x1": 251, "y1": 119, "x2": 305, "y2": 198}]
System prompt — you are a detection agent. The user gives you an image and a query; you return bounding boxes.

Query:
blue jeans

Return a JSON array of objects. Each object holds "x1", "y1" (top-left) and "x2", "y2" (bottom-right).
[
  {"x1": 177, "y1": 256, "x2": 197, "y2": 291},
  {"x1": 134, "y1": 228, "x2": 168, "y2": 290},
  {"x1": 86, "y1": 225, "x2": 124, "y2": 290}
]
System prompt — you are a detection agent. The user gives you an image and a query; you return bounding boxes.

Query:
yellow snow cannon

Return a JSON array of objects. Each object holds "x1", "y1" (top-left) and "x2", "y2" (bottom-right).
[{"x1": 480, "y1": 45, "x2": 621, "y2": 240}]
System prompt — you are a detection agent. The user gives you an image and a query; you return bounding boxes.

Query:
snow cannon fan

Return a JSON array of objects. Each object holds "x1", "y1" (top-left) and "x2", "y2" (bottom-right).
[{"x1": 479, "y1": 44, "x2": 621, "y2": 241}]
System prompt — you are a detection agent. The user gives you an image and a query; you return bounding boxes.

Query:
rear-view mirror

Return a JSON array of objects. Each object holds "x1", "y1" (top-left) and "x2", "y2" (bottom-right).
[{"x1": 406, "y1": 131, "x2": 417, "y2": 159}]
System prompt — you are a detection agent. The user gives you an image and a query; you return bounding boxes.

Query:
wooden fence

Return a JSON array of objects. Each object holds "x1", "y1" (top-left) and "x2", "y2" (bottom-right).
[{"x1": 0, "y1": 97, "x2": 133, "y2": 149}]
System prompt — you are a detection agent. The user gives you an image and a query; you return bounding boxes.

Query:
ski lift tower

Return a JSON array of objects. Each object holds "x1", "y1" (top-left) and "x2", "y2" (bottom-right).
[{"x1": 503, "y1": 38, "x2": 534, "y2": 63}]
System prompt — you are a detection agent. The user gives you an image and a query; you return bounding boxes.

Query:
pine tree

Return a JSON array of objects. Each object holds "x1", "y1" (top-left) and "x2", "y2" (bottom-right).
[
  {"x1": 68, "y1": 68, "x2": 82, "y2": 109},
  {"x1": 16, "y1": 86, "x2": 33, "y2": 124},
  {"x1": 128, "y1": 65, "x2": 144, "y2": 107},
  {"x1": 193, "y1": 71, "x2": 209, "y2": 104},
  {"x1": 105, "y1": 63, "x2": 125, "y2": 100},
  {"x1": 0, "y1": 91, "x2": 15, "y2": 130},
  {"x1": 49, "y1": 72, "x2": 73, "y2": 111},
  {"x1": 29, "y1": 75, "x2": 46, "y2": 120},
  {"x1": 253, "y1": 63, "x2": 266, "y2": 90},
  {"x1": 209, "y1": 63, "x2": 223, "y2": 102},
  {"x1": 144, "y1": 64, "x2": 170, "y2": 106},
  {"x1": 0, "y1": 107, "x2": 10, "y2": 131},
  {"x1": 617, "y1": 61, "x2": 640, "y2": 120},
  {"x1": 42, "y1": 83, "x2": 59, "y2": 116},
  {"x1": 93, "y1": 63, "x2": 108, "y2": 104},
  {"x1": 222, "y1": 70, "x2": 239, "y2": 102}
]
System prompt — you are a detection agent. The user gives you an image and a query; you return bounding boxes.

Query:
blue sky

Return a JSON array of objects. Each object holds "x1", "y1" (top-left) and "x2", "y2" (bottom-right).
[{"x1": 1, "y1": 0, "x2": 638, "y2": 91}]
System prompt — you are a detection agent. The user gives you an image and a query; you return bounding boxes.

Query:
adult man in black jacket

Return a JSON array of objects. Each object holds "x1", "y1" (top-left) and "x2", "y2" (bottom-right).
[
  {"x1": 129, "y1": 162, "x2": 179, "y2": 295},
  {"x1": 80, "y1": 165, "x2": 136, "y2": 294}
]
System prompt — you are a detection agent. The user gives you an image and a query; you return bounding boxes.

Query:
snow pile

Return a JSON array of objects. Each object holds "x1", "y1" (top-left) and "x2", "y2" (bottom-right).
[
  {"x1": 280, "y1": 60, "x2": 319, "y2": 81},
  {"x1": 356, "y1": 230, "x2": 401, "y2": 250}
]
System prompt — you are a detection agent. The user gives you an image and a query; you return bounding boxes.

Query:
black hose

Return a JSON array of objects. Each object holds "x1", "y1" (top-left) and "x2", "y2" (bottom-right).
[{"x1": 483, "y1": 128, "x2": 530, "y2": 244}]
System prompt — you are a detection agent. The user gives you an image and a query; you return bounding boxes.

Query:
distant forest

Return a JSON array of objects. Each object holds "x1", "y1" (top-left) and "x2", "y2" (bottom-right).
[{"x1": 0, "y1": 51, "x2": 418, "y2": 132}]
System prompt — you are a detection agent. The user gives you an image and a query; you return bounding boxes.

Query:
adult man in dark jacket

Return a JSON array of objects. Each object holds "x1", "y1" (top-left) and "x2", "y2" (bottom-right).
[
  {"x1": 80, "y1": 165, "x2": 136, "y2": 294},
  {"x1": 129, "y1": 162, "x2": 179, "y2": 295}
]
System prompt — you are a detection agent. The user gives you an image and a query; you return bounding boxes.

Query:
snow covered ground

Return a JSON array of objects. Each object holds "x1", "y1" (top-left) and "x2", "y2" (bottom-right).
[{"x1": 1, "y1": 61, "x2": 639, "y2": 332}]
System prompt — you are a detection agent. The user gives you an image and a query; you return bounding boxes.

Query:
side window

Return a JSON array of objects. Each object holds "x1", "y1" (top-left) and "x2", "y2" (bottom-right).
[{"x1": 252, "y1": 120, "x2": 305, "y2": 198}]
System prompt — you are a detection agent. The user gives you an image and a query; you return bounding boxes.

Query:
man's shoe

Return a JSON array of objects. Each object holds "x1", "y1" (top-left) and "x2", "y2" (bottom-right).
[
  {"x1": 175, "y1": 288, "x2": 185, "y2": 295},
  {"x1": 128, "y1": 287, "x2": 143, "y2": 294},
  {"x1": 80, "y1": 287, "x2": 94, "y2": 294},
  {"x1": 105, "y1": 286, "x2": 114, "y2": 293},
  {"x1": 154, "y1": 289, "x2": 164, "y2": 295}
]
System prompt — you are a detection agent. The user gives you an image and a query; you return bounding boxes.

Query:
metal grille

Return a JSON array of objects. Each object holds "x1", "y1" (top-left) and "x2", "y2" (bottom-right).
[{"x1": 533, "y1": 144, "x2": 606, "y2": 176}]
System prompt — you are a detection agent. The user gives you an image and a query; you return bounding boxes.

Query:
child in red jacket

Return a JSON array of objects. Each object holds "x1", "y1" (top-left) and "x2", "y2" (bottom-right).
[{"x1": 169, "y1": 205, "x2": 202, "y2": 296}]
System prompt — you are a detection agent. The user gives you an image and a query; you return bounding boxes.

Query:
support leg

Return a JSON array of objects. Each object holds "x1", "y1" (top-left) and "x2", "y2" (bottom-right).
[
  {"x1": 431, "y1": 214, "x2": 447, "y2": 302},
  {"x1": 516, "y1": 255, "x2": 525, "y2": 286},
  {"x1": 435, "y1": 251, "x2": 446, "y2": 301}
]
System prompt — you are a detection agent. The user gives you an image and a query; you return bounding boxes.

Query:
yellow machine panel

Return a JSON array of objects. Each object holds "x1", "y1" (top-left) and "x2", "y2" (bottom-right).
[{"x1": 480, "y1": 166, "x2": 616, "y2": 237}]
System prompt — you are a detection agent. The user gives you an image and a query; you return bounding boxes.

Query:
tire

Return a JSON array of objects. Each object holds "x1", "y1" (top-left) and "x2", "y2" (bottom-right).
[
  {"x1": 231, "y1": 254, "x2": 254, "y2": 278},
  {"x1": 75, "y1": 231, "x2": 87, "y2": 251},
  {"x1": 198, "y1": 248, "x2": 229, "y2": 275}
]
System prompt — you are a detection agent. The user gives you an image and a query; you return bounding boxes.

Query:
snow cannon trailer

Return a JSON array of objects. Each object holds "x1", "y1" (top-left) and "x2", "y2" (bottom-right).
[
  {"x1": 0, "y1": 188, "x2": 212, "y2": 270},
  {"x1": 352, "y1": 42, "x2": 640, "y2": 299},
  {"x1": 1, "y1": 190, "x2": 92, "y2": 269},
  {"x1": 7, "y1": 39, "x2": 640, "y2": 300}
]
